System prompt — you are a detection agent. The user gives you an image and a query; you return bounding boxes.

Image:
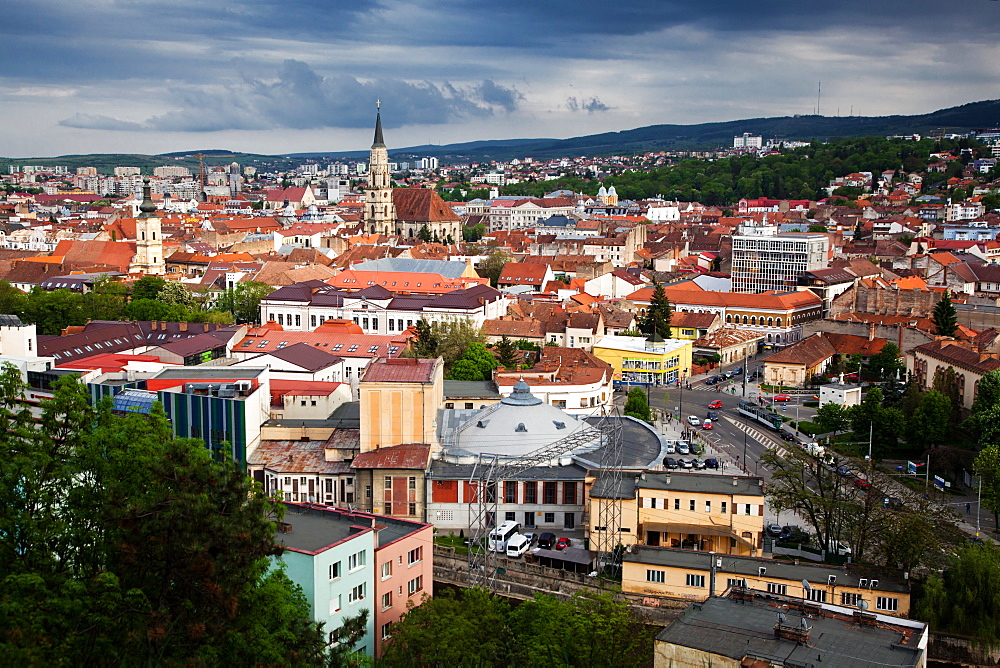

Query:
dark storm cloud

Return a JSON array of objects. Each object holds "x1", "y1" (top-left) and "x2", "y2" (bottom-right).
[
  {"x1": 58, "y1": 60, "x2": 524, "y2": 132},
  {"x1": 566, "y1": 96, "x2": 610, "y2": 113}
]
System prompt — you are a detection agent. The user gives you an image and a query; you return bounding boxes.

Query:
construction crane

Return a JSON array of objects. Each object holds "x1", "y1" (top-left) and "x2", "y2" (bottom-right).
[{"x1": 466, "y1": 407, "x2": 625, "y2": 591}]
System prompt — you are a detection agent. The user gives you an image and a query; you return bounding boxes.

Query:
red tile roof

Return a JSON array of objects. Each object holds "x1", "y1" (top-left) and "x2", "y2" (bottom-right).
[
  {"x1": 361, "y1": 357, "x2": 440, "y2": 383},
  {"x1": 351, "y1": 443, "x2": 431, "y2": 470}
]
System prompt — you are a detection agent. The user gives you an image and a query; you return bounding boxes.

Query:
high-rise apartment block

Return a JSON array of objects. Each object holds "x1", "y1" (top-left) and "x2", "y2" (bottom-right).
[
  {"x1": 731, "y1": 222, "x2": 829, "y2": 294},
  {"x1": 733, "y1": 133, "x2": 763, "y2": 149}
]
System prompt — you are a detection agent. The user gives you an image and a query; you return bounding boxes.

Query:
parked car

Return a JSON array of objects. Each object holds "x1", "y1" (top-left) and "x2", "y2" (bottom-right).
[
  {"x1": 664, "y1": 440, "x2": 677, "y2": 454},
  {"x1": 702, "y1": 420, "x2": 713, "y2": 430},
  {"x1": 676, "y1": 441, "x2": 691, "y2": 455},
  {"x1": 687, "y1": 415, "x2": 701, "y2": 426},
  {"x1": 704, "y1": 457, "x2": 719, "y2": 469},
  {"x1": 664, "y1": 457, "x2": 679, "y2": 469},
  {"x1": 708, "y1": 400, "x2": 723, "y2": 409},
  {"x1": 706, "y1": 410, "x2": 719, "y2": 421},
  {"x1": 853, "y1": 477, "x2": 872, "y2": 490},
  {"x1": 522, "y1": 532, "x2": 538, "y2": 547},
  {"x1": 773, "y1": 394, "x2": 791, "y2": 402},
  {"x1": 826, "y1": 539, "x2": 852, "y2": 556},
  {"x1": 555, "y1": 537, "x2": 571, "y2": 550},
  {"x1": 733, "y1": 367, "x2": 744, "y2": 375},
  {"x1": 766, "y1": 523, "x2": 783, "y2": 537},
  {"x1": 692, "y1": 458, "x2": 706, "y2": 469},
  {"x1": 836, "y1": 465, "x2": 852, "y2": 477},
  {"x1": 690, "y1": 442, "x2": 704, "y2": 455},
  {"x1": 679, "y1": 458, "x2": 694, "y2": 469},
  {"x1": 778, "y1": 526, "x2": 810, "y2": 544},
  {"x1": 537, "y1": 532, "x2": 557, "y2": 549}
]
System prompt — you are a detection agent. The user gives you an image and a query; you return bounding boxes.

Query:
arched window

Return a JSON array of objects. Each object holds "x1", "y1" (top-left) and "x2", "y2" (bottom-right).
[
  {"x1": 767, "y1": 317, "x2": 773, "y2": 326},
  {"x1": 726, "y1": 315, "x2": 732, "y2": 324},
  {"x1": 751, "y1": 316, "x2": 757, "y2": 326},
  {"x1": 776, "y1": 317, "x2": 782, "y2": 326},
  {"x1": 742, "y1": 315, "x2": 748, "y2": 324},
  {"x1": 767, "y1": 334, "x2": 772, "y2": 342}
]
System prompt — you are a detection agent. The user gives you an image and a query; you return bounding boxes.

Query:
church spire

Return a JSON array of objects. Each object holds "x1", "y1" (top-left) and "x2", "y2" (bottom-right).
[
  {"x1": 138, "y1": 177, "x2": 156, "y2": 218},
  {"x1": 372, "y1": 99, "x2": 385, "y2": 148}
]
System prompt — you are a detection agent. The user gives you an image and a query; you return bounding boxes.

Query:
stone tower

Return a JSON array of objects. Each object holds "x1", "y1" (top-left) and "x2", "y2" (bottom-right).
[
  {"x1": 365, "y1": 101, "x2": 396, "y2": 235},
  {"x1": 133, "y1": 177, "x2": 165, "y2": 275}
]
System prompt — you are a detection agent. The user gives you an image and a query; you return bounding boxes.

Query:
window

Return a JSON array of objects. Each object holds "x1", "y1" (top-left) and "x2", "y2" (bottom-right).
[
  {"x1": 876, "y1": 596, "x2": 898, "y2": 612},
  {"x1": 524, "y1": 482, "x2": 537, "y2": 504},
  {"x1": 647, "y1": 498, "x2": 659, "y2": 509},
  {"x1": 543, "y1": 482, "x2": 557, "y2": 504},
  {"x1": 647, "y1": 570, "x2": 665, "y2": 583},
  {"x1": 505, "y1": 511, "x2": 516, "y2": 522},
  {"x1": 564, "y1": 513, "x2": 575, "y2": 529},
  {"x1": 329, "y1": 594, "x2": 341, "y2": 615},
  {"x1": 348, "y1": 550, "x2": 366, "y2": 572},
  {"x1": 407, "y1": 546, "x2": 423, "y2": 565},
  {"x1": 409, "y1": 476, "x2": 416, "y2": 490},
  {"x1": 544, "y1": 512, "x2": 555, "y2": 523},
  {"x1": 705, "y1": 501, "x2": 711, "y2": 513},
  {"x1": 348, "y1": 583, "x2": 365, "y2": 604},
  {"x1": 381, "y1": 592, "x2": 392, "y2": 610},
  {"x1": 385, "y1": 476, "x2": 392, "y2": 489},
  {"x1": 841, "y1": 592, "x2": 861, "y2": 606},
  {"x1": 504, "y1": 481, "x2": 517, "y2": 503},
  {"x1": 686, "y1": 574, "x2": 706, "y2": 588},
  {"x1": 329, "y1": 562, "x2": 341, "y2": 580},
  {"x1": 407, "y1": 576, "x2": 423, "y2": 595},
  {"x1": 767, "y1": 583, "x2": 787, "y2": 595},
  {"x1": 409, "y1": 502, "x2": 417, "y2": 516},
  {"x1": 808, "y1": 589, "x2": 827, "y2": 603},
  {"x1": 295, "y1": 314, "x2": 301, "y2": 327},
  {"x1": 563, "y1": 483, "x2": 576, "y2": 505},
  {"x1": 381, "y1": 561, "x2": 392, "y2": 580},
  {"x1": 674, "y1": 498, "x2": 680, "y2": 510},
  {"x1": 689, "y1": 500, "x2": 696, "y2": 511},
  {"x1": 727, "y1": 578, "x2": 746, "y2": 589},
  {"x1": 384, "y1": 502, "x2": 392, "y2": 514},
  {"x1": 365, "y1": 485, "x2": 372, "y2": 498},
  {"x1": 381, "y1": 622, "x2": 392, "y2": 640},
  {"x1": 721, "y1": 502, "x2": 727, "y2": 514}
]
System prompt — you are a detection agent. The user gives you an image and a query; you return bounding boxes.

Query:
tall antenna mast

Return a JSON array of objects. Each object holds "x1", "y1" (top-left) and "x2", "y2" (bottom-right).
[{"x1": 817, "y1": 81, "x2": 821, "y2": 116}]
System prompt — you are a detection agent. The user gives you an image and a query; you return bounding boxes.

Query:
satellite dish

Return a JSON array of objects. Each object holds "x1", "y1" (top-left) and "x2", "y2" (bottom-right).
[
  {"x1": 801, "y1": 579, "x2": 812, "y2": 593},
  {"x1": 859, "y1": 599, "x2": 868, "y2": 611}
]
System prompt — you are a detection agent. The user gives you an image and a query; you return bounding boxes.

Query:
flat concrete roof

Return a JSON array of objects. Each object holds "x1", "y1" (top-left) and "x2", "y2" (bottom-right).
[{"x1": 276, "y1": 503, "x2": 371, "y2": 554}]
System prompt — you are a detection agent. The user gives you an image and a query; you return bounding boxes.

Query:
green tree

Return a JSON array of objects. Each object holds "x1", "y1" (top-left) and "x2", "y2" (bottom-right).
[
  {"x1": 130, "y1": 275, "x2": 167, "y2": 301},
  {"x1": 932, "y1": 290, "x2": 958, "y2": 337},
  {"x1": 865, "y1": 342, "x2": 904, "y2": 382},
  {"x1": 447, "y1": 342, "x2": 499, "y2": 381},
  {"x1": 214, "y1": 281, "x2": 274, "y2": 325},
  {"x1": 907, "y1": 389, "x2": 952, "y2": 449},
  {"x1": 463, "y1": 222, "x2": 486, "y2": 242},
  {"x1": 410, "y1": 318, "x2": 439, "y2": 358},
  {"x1": 915, "y1": 543, "x2": 1000, "y2": 645},
  {"x1": 494, "y1": 335, "x2": 520, "y2": 369},
  {"x1": 417, "y1": 224, "x2": 432, "y2": 242},
  {"x1": 0, "y1": 280, "x2": 27, "y2": 317},
  {"x1": 932, "y1": 365, "x2": 963, "y2": 428},
  {"x1": 21, "y1": 287, "x2": 85, "y2": 335},
  {"x1": 0, "y1": 369, "x2": 329, "y2": 664},
  {"x1": 807, "y1": 224, "x2": 828, "y2": 233},
  {"x1": 477, "y1": 251, "x2": 510, "y2": 288},
  {"x1": 814, "y1": 402, "x2": 849, "y2": 438},
  {"x1": 624, "y1": 387, "x2": 651, "y2": 422},
  {"x1": 974, "y1": 443, "x2": 1000, "y2": 531},
  {"x1": 638, "y1": 281, "x2": 672, "y2": 337},
  {"x1": 157, "y1": 280, "x2": 198, "y2": 308},
  {"x1": 124, "y1": 298, "x2": 189, "y2": 322},
  {"x1": 430, "y1": 319, "x2": 487, "y2": 368}
]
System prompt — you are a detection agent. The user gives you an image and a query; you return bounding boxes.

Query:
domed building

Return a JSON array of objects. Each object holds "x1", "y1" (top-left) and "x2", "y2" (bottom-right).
[{"x1": 427, "y1": 378, "x2": 664, "y2": 532}]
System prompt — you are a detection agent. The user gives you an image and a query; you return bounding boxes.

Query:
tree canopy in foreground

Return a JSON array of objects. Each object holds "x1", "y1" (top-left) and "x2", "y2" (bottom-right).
[{"x1": 0, "y1": 366, "x2": 343, "y2": 665}]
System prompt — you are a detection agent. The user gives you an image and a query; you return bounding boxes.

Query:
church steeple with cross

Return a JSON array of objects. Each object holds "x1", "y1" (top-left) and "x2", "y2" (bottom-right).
[{"x1": 365, "y1": 101, "x2": 395, "y2": 235}]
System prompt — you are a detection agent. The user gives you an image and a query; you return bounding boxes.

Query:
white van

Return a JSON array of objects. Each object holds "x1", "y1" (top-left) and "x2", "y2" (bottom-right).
[{"x1": 506, "y1": 533, "x2": 531, "y2": 558}]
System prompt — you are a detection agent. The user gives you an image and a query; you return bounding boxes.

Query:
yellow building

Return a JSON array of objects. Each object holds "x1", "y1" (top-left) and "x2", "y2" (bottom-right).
[
  {"x1": 359, "y1": 357, "x2": 443, "y2": 452},
  {"x1": 626, "y1": 545, "x2": 911, "y2": 617},
  {"x1": 592, "y1": 334, "x2": 693, "y2": 386},
  {"x1": 588, "y1": 471, "x2": 765, "y2": 556}
]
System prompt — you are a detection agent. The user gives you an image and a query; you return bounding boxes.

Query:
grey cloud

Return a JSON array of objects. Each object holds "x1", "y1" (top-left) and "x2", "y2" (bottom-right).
[
  {"x1": 57, "y1": 60, "x2": 524, "y2": 133},
  {"x1": 566, "y1": 96, "x2": 611, "y2": 113},
  {"x1": 58, "y1": 113, "x2": 145, "y2": 131}
]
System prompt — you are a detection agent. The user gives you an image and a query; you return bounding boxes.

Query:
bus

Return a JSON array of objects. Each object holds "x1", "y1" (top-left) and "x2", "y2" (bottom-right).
[
  {"x1": 737, "y1": 400, "x2": 783, "y2": 431},
  {"x1": 488, "y1": 520, "x2": 521, "y2": 552}
]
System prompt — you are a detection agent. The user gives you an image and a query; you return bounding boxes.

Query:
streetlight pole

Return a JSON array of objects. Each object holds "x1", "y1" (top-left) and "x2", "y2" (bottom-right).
[
  {"x1": 977, "y1": 476, "x2": 983, "y2": 537},
  {"x1": 679, "y1": 368, "x2": 687, "y2": 439}
]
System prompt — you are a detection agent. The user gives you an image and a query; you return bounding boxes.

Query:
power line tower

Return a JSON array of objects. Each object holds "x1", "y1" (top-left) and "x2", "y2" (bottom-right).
[
  {"x1": 591, "y1": 405, "x2": 626, "y2": 578},
  {"x1": 466, "y1": 407, "x2": 623, "y2": 591}
]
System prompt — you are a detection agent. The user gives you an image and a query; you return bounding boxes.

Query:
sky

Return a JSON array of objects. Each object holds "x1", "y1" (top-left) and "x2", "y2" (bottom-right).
[{"x1": 2, "y1": 0, "x2": 999, "y2": 158}]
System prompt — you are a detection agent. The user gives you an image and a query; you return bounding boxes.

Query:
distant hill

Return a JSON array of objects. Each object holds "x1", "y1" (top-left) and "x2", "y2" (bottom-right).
[{"x1": 4, "y1": 99, "x2": 999, "y2": 169}]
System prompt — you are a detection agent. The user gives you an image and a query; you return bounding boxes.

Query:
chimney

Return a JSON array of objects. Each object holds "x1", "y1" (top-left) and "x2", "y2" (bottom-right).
[
  {"x1": 179, "y1": 321, "x2": 188, "y2": 332},
  {"x1": 151, "y1": 321, "x2": 157, "y2": 331},
  {"x1": 868, "y1": 322, "x2": 876, "y2": 341}
]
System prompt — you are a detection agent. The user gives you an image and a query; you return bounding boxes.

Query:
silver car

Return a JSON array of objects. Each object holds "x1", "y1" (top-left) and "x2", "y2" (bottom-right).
[
  {"x1": 664, "y1": 440, "x2": 677, "y2": 454},
  {"x1": 676, "y1": 441, "x2": 691, "y2": 455},
  {"x1": 679, "y1": 458, "x2": 694, "y2": 469}
]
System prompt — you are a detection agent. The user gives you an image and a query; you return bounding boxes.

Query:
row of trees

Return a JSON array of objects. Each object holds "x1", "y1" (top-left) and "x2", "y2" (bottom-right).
[
  {"x1": 501, "y1": 137, "x2": 985, "y2": 205},
  {"x1": 0, "y1": 366, "x2": 357, "y2": 664},
  {"x1": 383, "y1": 587, "x2": 655, "y2": 667},
  {"x1": 0, "y1": 277, "x2": 275, "y2": 335}
]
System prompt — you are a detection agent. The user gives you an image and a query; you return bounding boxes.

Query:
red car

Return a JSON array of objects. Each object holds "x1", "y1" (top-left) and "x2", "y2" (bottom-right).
[
  {"x1": 708, "y1": 400, "x2": 723, "y2": 409},
  {"x1": 555, "y1": 537, "x2": 572, "y2": 550},
  {"x1": 853, "y1": 478, "x2": 872, "y2": 489},
  {"x1": 702, "y1": 421, "x2": 713, "y2": 430},
  {"x1": 773, "y1": 394, "x2": 791, "y2": 402}
]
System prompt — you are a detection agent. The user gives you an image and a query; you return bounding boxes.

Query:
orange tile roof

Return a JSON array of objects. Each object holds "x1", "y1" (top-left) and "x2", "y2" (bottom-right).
[{"x1": 627, "y1": 286, "x2": 821, "y2": 311}]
